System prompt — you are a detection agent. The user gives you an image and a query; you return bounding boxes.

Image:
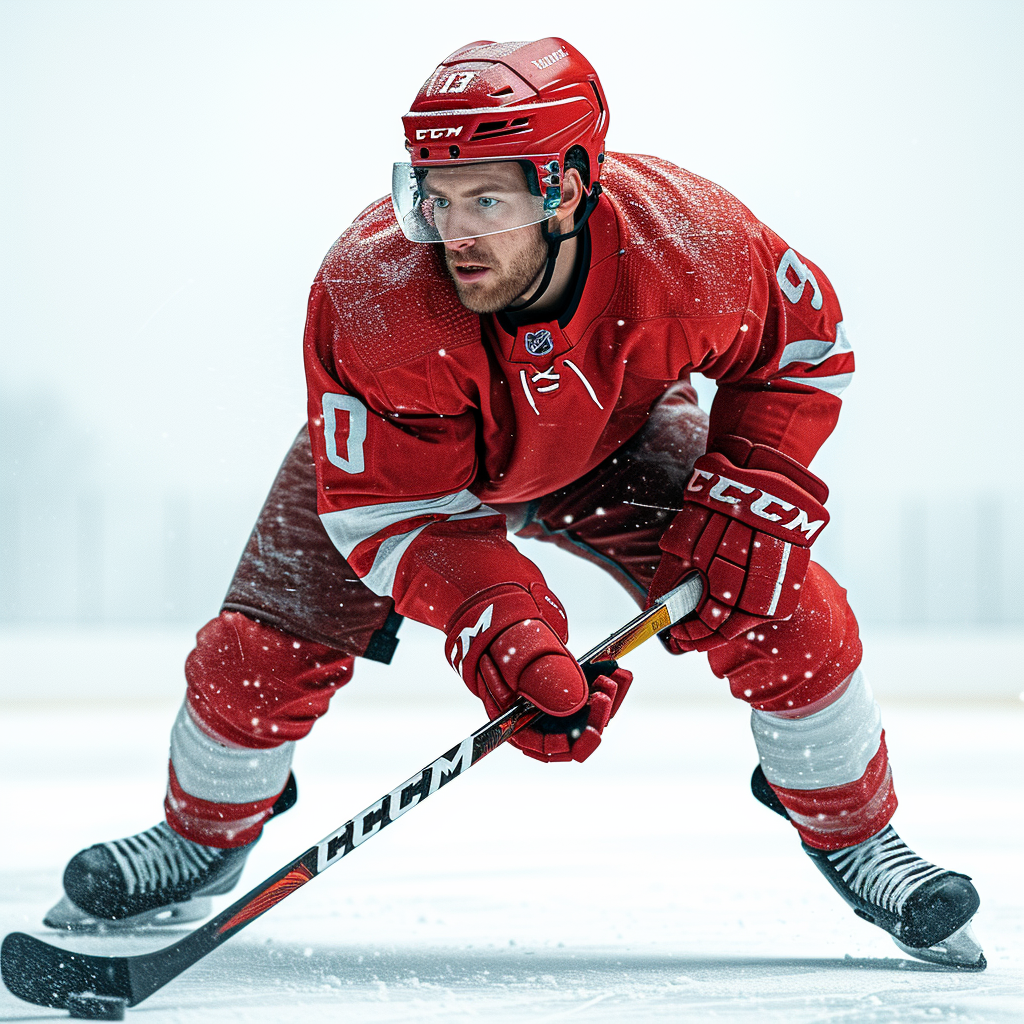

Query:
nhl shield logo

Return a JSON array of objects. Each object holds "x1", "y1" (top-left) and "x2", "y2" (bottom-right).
[{"x1": 524, "y1": 329, "x2": 554, "y2": 356}]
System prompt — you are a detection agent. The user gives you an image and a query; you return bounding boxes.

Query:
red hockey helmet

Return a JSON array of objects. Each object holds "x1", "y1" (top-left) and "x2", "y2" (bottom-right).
[{"x1": 393, "y1": 38, "x2": 610, "y2": 244}]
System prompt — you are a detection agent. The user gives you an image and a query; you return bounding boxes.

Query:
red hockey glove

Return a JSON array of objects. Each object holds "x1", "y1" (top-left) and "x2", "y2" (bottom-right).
[
  {"x1": 648, "y1": 435, "x2": 829, "y2": 653},
  {"x1": 518, "y1": 659, "x2": 633, "y2": 763},
  {"x1": 444, "y1": 583, "x2": 630, "y2": 762}
]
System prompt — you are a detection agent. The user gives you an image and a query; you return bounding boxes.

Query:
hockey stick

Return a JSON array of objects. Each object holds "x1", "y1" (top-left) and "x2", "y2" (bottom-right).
[{"x1": 1, "y1": 573, "x2": 702, "y2": 1011}]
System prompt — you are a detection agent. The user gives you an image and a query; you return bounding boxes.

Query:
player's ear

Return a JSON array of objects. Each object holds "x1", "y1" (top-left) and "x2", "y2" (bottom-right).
[{"x1": 552, "y1": 168, "x2": 585, "y2": 235}]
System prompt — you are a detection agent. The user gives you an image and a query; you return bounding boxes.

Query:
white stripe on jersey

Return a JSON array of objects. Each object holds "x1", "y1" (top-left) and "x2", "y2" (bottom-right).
[
  {"x1": 360, "y1": 507, "x2": 497, "y2": 596},
  {"x1": 361, "y1": 524, "x2": 431, "y2": 596},
  {"x1": 781, "y1": 372, "x2": 853, "y2": 396},
  {"x1": 320, "y1": 489, "x2": 488, "y2": 559},
  {"x1": 750, "y1": 668, "x2": 882, "y2": 790},
  {"x1": 778, "y1": 320, "x2": 852, "y2": 370},
  {"x1": 320, "y1": 491, "x2": 500, "y2": 597}
]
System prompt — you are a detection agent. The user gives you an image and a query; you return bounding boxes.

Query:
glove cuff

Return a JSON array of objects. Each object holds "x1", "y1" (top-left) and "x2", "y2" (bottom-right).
[
  {"x1": 710, "y1": 434, "x2": 829, "y2": 504},
  {"x1": 444, "y1": 581, "x2": 568, "y2": 690}
]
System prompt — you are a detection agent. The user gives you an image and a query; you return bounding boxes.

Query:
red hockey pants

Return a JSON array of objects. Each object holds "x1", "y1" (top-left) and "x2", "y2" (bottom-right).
[{"x1": 167, "y1": 383, "x2": 895, "y2": 850}]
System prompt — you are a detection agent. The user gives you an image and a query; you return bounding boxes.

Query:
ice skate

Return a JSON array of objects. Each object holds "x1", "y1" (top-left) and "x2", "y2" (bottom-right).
[
  {"x1": 44, "y1": 773, "x2": 296, "y2": 931},
  {"x1": 751, "y1": 766, "x2": 985, "y2": 969},
  {"x1": 802, "y1": 825, "x2": 984, "y2": 969}
]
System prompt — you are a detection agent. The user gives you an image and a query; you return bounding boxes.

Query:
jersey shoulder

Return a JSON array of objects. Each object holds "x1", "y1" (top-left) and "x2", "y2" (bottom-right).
[
  {"x1": 315, "y1": 197, "x2": 480, "y2": 372},
  {"x1": 601, "y1": 152, "x2": 759, "y2": 319}
]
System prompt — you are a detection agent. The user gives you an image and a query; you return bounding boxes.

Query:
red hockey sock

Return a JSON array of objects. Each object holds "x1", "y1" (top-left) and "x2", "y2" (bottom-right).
[
  {"x1": 185, "y1": 611, "x2": 353, "y2": 748},
  {"x1": 768, "y1": 734, "x2": 897, "y2": 850},
  {"x1": 164, "y1": 612, "x2": 354, "y2": 847},
  {"x1": 708, "y1": 563, "x2": 896, "y2": 849},
  {"x1": 165, "y1": 762, "x2": 283, "y2": 848}
]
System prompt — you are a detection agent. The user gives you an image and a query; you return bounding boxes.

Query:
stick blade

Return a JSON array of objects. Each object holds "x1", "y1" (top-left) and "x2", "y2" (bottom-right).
[{"x1": 1, "y1": 932, "x2": 134, "y2": 1009}]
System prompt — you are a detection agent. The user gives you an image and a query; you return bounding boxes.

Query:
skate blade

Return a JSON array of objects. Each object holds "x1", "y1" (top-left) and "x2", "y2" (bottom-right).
[
  {"x1": 893, "y1": 920, "x2": 987, "y2": 970},
  {"x1": 42, "y1": 893, "x2": 213, "y2": 932}
]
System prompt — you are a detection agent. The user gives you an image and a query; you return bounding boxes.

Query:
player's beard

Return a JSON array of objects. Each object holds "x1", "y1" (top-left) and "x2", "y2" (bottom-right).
[{"x1": 444, "y1": 231, "x2": 548, "y2": 315}]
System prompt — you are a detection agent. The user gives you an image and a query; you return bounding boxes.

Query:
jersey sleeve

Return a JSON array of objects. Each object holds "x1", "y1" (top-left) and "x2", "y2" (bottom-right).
[
  {"x1": 303, "y1": 277, "x2": 547, "y2": 633},
  {"x1": 695, "y1": 224, "x2": 853, "y2": 469}
]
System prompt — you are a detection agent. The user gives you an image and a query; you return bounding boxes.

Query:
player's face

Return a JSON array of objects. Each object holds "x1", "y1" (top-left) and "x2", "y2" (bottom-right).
[{"x1": 423, "y1": 164, "x2": 550, "y2": 314}]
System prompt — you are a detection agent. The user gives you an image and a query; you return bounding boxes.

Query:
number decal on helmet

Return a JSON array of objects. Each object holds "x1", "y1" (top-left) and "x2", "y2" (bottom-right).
[{"x1": 437, "y1": 72, "x2": 476, "y2": 94}]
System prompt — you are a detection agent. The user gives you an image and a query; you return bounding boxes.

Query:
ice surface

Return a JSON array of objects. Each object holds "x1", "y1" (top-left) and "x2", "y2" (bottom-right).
[{"x1": 1, "y1": 629, "x2": 1021, "y2": 1022}]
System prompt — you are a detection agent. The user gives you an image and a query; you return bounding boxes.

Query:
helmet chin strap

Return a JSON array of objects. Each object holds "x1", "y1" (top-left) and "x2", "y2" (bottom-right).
[{"x1": 504, "y1": 183, "x2": 603, "y2": 315}]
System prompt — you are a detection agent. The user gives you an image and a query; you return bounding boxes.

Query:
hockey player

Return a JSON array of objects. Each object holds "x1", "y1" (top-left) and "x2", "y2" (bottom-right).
[{"x1": 49, "y1": 38, "x2": 983, "y2": 969}]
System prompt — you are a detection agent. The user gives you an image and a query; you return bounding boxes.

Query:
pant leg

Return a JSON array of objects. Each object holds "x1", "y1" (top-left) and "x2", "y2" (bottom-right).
[
  {"x1": 222, "y1": 426, "x2": 401, "y2": 661},
  {"x1": 512, "y1": 381, "x2": 896, "y2": 850},
  {"x1": 165, "y1": 427, "x2": 397, "y2": 847}
]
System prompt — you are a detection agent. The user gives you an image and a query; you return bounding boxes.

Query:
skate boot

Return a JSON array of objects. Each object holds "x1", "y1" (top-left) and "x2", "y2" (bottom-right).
[
  {"x1": 751, "y1": 766, "x2": 985, "y2": 970},
  {"x1": 44, "y1": 772, "x2": 297, "y2": 931}
]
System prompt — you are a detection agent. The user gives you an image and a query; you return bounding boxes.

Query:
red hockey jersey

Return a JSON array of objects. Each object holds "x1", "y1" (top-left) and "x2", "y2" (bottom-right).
[{"x1": 304, "y1": 153, "x2": 852, "y2": 632}]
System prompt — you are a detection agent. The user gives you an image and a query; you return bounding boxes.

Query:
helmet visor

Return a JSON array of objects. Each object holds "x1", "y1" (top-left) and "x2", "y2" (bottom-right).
[{"x1": 392, "y1": 161, "x2": 555, "y2": 243}]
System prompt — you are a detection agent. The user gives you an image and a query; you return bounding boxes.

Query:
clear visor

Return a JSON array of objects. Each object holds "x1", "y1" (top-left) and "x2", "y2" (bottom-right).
[{"x1": 391, "y1": 161, "x2": 556, "y2": 243}]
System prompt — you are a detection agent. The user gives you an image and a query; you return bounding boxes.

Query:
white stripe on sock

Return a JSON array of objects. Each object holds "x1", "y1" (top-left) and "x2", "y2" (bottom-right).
[
  {"x1": 169, "y1": 702, "x2": 294, "y2": 805},
  {"x1": 750, "y1": 668, "x2": 882, "y2": 789}
]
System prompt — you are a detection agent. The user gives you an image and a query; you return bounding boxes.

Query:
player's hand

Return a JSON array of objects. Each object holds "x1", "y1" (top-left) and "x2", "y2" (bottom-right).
[
  {"x1": 445, "y1": 582, "x2": 625, "y2": 761},
  {"x1": 516, "y1": 659, "x2": 633, "y2": 763},
  {"x1": 647, "y1": 435, "x2": 829, "y2": 653}
]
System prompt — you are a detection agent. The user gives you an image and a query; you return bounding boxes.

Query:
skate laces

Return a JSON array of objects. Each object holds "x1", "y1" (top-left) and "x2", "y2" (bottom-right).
[
  {"x1": 826, "y1": 825, "x2": 947, "y2": 916},
  {"x1": 103, "y1": 823, "x2": 222, "y2": 896}
]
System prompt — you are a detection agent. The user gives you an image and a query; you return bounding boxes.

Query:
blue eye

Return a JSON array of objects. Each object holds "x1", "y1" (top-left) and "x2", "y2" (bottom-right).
[
  {"x1": 432, "y1": 197, "x2": 449, "y2": 209},
  {"x1": 477, "y1": 197, "x2": 498, "y2": 208}
]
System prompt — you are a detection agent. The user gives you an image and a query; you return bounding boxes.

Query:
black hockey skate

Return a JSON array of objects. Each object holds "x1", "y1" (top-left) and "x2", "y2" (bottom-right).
[
  {"x1": 751, "y1": 765, "x2": 985, "y2": 970},
  {"x1": 44, "y1": 773, "x2": 297, "y2": 932}
]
